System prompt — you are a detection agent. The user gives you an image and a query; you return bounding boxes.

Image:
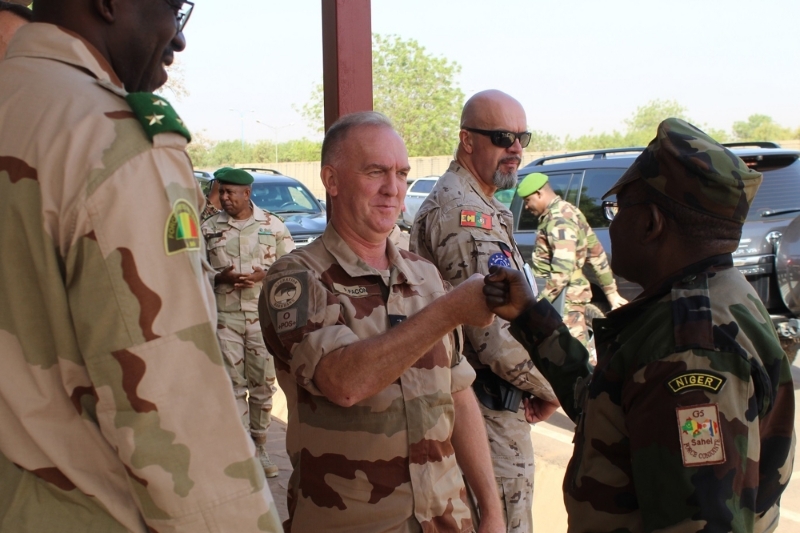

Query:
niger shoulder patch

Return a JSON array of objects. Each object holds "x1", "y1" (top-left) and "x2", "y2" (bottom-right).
[
  {"x1": 666, "y1": 371, "x2": 726, "y2": 395},
  {"x1": 165, "y1": 199, "x2": 201, "y2": 255}
]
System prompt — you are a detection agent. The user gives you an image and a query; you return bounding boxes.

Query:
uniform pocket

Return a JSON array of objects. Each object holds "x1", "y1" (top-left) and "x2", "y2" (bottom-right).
[{"x1": 207, "y1": 238, "x2": 229, "y2": 269}]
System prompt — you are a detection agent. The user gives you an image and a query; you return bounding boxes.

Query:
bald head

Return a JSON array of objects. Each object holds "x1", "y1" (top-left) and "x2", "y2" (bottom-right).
[
  {"x1": 457, "y1": 90, "x2": 528, "y2": 196},
  {"x1": 0, "y1": 1, "x2": 31, "y2": 59}
]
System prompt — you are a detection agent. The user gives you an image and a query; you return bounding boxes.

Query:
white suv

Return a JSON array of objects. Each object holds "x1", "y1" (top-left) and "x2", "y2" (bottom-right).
[{"x1": 402, "y1": 176, "x2": 438, "y2": 228}]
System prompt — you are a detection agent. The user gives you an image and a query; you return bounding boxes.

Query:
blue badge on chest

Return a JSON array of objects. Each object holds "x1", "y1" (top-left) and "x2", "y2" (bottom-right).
[{"x1": 488, "y1": 252, "x2": 512, "y2": 268}]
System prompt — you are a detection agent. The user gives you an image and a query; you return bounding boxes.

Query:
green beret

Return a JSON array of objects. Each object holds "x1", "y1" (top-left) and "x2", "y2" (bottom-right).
[
  {"x1": 217, "y1": 169, "x2": 254, "y2": 186},
  {"x1": 604, "y1": 118, "x2": 762, "y2": 223},
  {"x1": 517, "y1": 172, "x2": 549, "y2": 198},
  {"x1": 213, "y1": 166, "x2": 234, "y2": 179}
]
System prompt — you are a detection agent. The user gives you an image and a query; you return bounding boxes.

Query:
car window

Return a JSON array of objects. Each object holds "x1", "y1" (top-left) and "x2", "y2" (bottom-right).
[
  {"x1": 495, "y1": 189, "x2": 514, "y2": 208},
  {"x1": 410, "y1": 179, "x2": 437, "y2": 194},
  {"x1": 576, "y1": 168, "x2": 627, "y2": 228},
  {"x1": 514, "y1": 172, "x2": 575, "y2": 231},
  {"x1": 746, "y1": 156, "x2": 800, "y2": 219},
  {"x1": 251, "y1": 183, "x2": 320, "y2": 214}
]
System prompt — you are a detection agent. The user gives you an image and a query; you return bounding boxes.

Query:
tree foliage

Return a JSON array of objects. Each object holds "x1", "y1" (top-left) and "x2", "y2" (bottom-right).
[
  {"x1": 188, "y1": 136, "x2": 322, "y2": 168},
  {"x1": 732, "y1": 114, "x2": 796, "y2": 142},
  {"x1": 157, "y1": 57, "x2": 189, "y2": 102},
  {"x1": 300, "y1": 34, "x2": 464, "y2": 157}
]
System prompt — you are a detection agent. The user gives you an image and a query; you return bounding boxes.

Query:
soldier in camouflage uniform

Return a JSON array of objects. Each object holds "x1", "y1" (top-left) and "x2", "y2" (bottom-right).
[
  {"x1": 0, "y1": 5, "x2": 281, "y2": 532},
  {"x1": 259, "y1": 111, "x2": 506, "y2": 532},
  {"x1": 517, "y1": 172, "x2": 627, "y2": 347},
  {"x1": 411, "y1": 90, "x2": 558, "y2": 533},
  {"x1": 201, "y1": 168, "x2": 294, "y2": 478},
  {"x1": 483, "y1": 118, "x2": 795, "y2": 533}
]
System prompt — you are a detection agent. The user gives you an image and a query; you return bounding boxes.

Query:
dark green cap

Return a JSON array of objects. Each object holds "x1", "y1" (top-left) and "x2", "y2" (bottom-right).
[
  {"x1": 214, "y1": 167, "x2": 234, "y2": 179},
  {"x1": 604, "y1": 118, "x2": 762, "y2": 223},
  {"x1": 217, "y1": 169, "x2": 253, "y2": 186}
]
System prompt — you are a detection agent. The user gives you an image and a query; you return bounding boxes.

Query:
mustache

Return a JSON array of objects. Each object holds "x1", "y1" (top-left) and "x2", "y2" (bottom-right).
[{"x1": 499, "y1": 156, "x2": 522, "y2": 165}]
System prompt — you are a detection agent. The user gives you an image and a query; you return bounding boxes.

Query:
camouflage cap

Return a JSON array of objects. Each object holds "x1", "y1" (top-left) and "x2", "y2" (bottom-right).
[
  {"x1": 217, "y1": 168, "x2": 254, "y2": 186},
  {"x1": 603, "y1": 118, "x2": 762, "y2": 223},
  {"x1": 517, "y1": 172, "x2": 549, "y2": 198}
]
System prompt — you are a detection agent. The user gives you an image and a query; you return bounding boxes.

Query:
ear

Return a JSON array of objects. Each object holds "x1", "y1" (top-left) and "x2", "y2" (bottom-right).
[
  {"x1": 642, "y1": 204, "x2": 666, "y2": 244},
  {"x1": 93, "y1": 0, "x2": 116, "y2": 23},
  {"x1": 320, "y1": 165, "x2": 338, "y2": 197},
  {"x1": 459, "y1": 129, "x2": 473, "y2": 154}
]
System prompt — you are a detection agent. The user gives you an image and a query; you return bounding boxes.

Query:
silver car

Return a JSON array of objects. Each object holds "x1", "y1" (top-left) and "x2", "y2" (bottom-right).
[{"x1": 402, "y1": 176, "x2": 438, "y2": 228}]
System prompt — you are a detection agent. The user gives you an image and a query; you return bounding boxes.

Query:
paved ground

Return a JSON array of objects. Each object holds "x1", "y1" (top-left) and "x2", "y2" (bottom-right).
[{"x1": 264, "y1": 359, "x2": 800, "y2": 531}]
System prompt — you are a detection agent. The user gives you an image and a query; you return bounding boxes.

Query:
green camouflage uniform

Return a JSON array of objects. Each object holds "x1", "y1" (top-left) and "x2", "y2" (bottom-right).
[
  {"x1": 411, "y1": 161, "x2": 556, "y2": 533},
  {"x1": 0, "y1": 24, "x2": 281, "y2": 532},
  {"x1": 259, "y1": 225, "x2": 476, "y2": 532},
  {"x1": 507, "y1": 119, "x2": 795, "y2": 532},
  {"x1": 533, "y1": 196, "x2": 618, "y2": 345},
  {"x1": 201, "y1": 207, "x2": 294, "y2": 444}
]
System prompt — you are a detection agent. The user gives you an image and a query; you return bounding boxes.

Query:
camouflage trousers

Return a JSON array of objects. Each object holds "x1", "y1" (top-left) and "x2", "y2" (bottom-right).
[
  {"x1": 471, "y1": 404, "x2": 534, "y2": 533},
  {"x1": 216, "y1": 311, "x2": 276, "y2": 440},
  {"x1": 563, "y1": 302, "x2": 588, "y2": 347}
]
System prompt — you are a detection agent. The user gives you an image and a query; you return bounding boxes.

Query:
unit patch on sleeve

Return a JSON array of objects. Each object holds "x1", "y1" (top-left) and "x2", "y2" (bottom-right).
[
  {"x1": 270, "y1": 276, "x2": 303, "y2": 309},
  {"x1": 165, "y1": 199, "x2": 201, "y2": 255},
  {"x1": 488, "y1": 252, "x2": 512, "y2": 268},
  {"x1": 460, "y1": 210, "x2": 493, "y2": 229},
  {"x1": 666, "y1": 371, "x2": 726, "y2": 395},
  {"x1": 266, "y1": 272, "x2": 309, "y2": 334},
  {"x1": 676, "y1": 403, "x2": 725, "y2": 467}
]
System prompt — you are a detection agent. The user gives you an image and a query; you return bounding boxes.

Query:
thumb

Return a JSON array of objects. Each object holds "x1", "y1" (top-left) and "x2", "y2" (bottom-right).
[
  {"x1": 486, "y1": 265, "x2": 509, "y2": 282},
  {"x1": 223, "y1": 265, "x2": 234, "y2": 273}
]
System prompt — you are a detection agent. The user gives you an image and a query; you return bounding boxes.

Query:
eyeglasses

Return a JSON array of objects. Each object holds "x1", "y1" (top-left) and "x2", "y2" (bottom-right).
[
  {"x1": 602, "y1": 200, "x2": 654, "y2": 221},
  {"x1": 166, "y1": 0, "x2": 194, "y2": 32},
  {"x1": 464, "y1": 127, "x2": 532, "y2": 149}
]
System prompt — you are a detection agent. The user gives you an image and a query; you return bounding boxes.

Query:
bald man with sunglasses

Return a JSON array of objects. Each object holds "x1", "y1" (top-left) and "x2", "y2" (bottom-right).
[{"x1": 410, "y1": 90, "x2": 558, "y2": 533}]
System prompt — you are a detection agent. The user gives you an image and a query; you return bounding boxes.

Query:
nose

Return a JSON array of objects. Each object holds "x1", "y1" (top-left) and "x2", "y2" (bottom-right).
[
  {"x1": 171, "y1": 31, "x2": 187, "y2": 53},
  {"x1": 381, "y1": 172, "x2": 401, "y2": 197},
  {"x1": 508, "y1": 137, "x2": 523, "y2": 154}
]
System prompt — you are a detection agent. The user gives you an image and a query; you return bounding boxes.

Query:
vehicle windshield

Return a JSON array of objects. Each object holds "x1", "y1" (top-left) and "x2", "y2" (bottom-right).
[
  {"x1": 410, "y1": 179, "x2": 437, "y2": 194},
  {"x1": 745, "y1": 155, "x2": 800, "y2": 219},
  {"x1": 251, "y1": 182, "x2": 321, "y2": 215}
]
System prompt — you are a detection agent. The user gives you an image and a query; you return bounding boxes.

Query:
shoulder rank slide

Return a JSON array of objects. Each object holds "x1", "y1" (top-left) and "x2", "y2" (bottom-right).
[
  {"x1": 460, "y1": 210, "x2": 492, "y2": 229},
  {"x1": 125, "y1": 93, "x2": 191, "y2": 142}
]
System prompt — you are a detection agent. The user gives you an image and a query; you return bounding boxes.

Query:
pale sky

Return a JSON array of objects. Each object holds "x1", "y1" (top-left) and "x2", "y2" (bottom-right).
[{"x1": 173, "y1": 0, "x2": 800, "y2": 145}]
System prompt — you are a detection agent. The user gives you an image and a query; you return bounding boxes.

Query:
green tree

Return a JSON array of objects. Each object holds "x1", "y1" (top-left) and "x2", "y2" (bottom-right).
[
  {"x1": 300, "y1": 34, "x2": 464, "y2": 157},
  {"x1": 622, "y1": 99, "x2": 690, "y2": 146},
  {"x1": 525, "y1": 130, "x2": 562, "y2": 152},
  {"x1": 732, "y1": 114, "x2": 794, "y2": 142}
]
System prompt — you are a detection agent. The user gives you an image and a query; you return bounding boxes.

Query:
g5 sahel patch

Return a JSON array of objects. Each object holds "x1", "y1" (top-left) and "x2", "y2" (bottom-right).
[
  {"x1": 165, "y1": 199, "x2": 201, "y2": 255},
  {"x1": 666, "y1": 371, "x2": 726, "y2": 395},
  {"x1": 676, "y1": 403, "x2": 725, "y2": 466}
]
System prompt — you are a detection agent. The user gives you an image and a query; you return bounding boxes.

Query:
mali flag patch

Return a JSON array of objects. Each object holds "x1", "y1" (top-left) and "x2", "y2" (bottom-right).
[
  {"x1": 165, "y1": 199, "x2": 201, "y2": 255},
  {"x1": 460, "y1": 210, "x2": 493, "y2": 229}
]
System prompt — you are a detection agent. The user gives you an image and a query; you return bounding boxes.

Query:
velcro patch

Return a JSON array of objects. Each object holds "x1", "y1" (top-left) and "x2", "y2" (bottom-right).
[
  {"x1": 460, "y1": 210, "x2": 493, "y2": 229},
  {"x1": 275, "y1": 308, "x2": 298, "y2": 333},
  {"x1": 269, "y1": 276, "x2": 303, "y2": 309},
  {"x1": 667, "y1": 371, "x2": 726, "y2": 395},
  {"x1": 488, "y1": 252, "x2": 512, "y2": 268},
  {"x1": 165, "y1": 199, "x2": 201, "y2": 255},
  {"x1": 332, "y1": 283, "x2": 372, "y2": 298},
  {"x1": 676, "y1": 404, "x2": 725, "y2": 466}
]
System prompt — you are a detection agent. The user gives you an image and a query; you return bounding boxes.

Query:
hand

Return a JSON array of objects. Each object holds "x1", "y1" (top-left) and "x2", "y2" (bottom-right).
[
  {"x1": 524, "y1": 396, "x2": 560, "y2": 424},
  {"x1": 215, "y1": 265, "x2": 243, "y2": 286},
  {"x1": 448, "y1": 274, "x2": 495, "y2": 328},
  {"x1": 483, "y1": 266, "x2": 536, "y2": 321},
  {"x1": 607, "y1": 292, "x2": 628, "y2": 310},
  {"x1": 235, "y1": 266, "x2": 266, "y2": 288},
  {"x1": 476, "y1": 511, "x2": 506, "y2": 533}
]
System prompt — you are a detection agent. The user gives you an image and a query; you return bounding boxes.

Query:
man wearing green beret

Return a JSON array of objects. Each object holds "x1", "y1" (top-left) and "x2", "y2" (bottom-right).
[
  {"x1": 201, "y1": 168, "x2": 295, "y2": 478},
  {"x1": 483, "y1": 118, "x2": 795, "y2": 532},
  {"x1": 200, "y1": 167, "x2": 233, "y2": 222},
  {"x1": 516, "y1": 171, "x2": 626, "y2": 355}
]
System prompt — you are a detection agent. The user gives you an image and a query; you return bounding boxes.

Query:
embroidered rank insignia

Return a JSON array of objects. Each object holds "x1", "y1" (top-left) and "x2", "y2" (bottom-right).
[
  {"x1": 125, "y1": 93, "x2": 191, "y2": 142},
  {"x1": 488, "y1": 252, "x2": 512, "y2": 268},
  {"x1": 667, "y1": 371, "x2": 726, "y2": 395},
  {"x1": 164, "y1": 199, "x2": 201, "y2": 255},
  {"x1": 460, "y1": 210, "x2": 493, "y2": 229},
  {"x1": 676, "y1": 404, "x2": 725, "y2": 466}
]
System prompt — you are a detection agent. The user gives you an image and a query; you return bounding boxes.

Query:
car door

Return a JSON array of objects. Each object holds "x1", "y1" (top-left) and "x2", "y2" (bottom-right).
[{"x1": 403, "y1": 178, "x2": 437, "y2": 226}]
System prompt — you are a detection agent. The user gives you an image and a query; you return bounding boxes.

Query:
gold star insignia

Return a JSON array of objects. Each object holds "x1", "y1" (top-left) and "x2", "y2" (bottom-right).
[
  {"x1": 147, "y1": 114, "x2": 165, "y2": 126},
  {"x1": 177, "y1": 118, "x2": 184, "y2": 126},
  {"x1": 152, "y1": 98, "x2": 169, "y2": 107}
]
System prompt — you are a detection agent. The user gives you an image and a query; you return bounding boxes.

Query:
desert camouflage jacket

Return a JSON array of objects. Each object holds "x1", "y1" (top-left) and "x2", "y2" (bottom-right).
[
  {"x1": 510, "y1": 254, "x2": 795, "y2": 532},
  {"x1": 411, "y1": 161, "x2": 555, "y2": 401},
  {"x1": 201, "y1": 205, "x2": 294, "y2": 313},
  {"x1": 260, "y1": 225, "x2": 476, "y2": 532},
  {"x1": 0, "y1": 24, "x2": 281, "y2": 533},
  {"x1": 533, "y1": 196, "x2": 617, "y2": 305}
]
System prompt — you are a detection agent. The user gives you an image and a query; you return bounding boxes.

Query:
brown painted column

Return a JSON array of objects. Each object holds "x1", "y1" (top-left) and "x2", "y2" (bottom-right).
[{"x1": 321, "y1": 0, "x2": 373, "y2": 217}]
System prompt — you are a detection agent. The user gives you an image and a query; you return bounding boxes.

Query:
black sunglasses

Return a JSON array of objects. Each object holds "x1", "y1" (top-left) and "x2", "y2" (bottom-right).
[
  {"x1": 165, "y1": 0, "x2": 194, "y2": 32},
  {"x1": 464, "y1": 127, "x2": 532, "y2": 149}
]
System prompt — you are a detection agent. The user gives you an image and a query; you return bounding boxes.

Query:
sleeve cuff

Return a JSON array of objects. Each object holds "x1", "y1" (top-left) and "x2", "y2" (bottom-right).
[
  {"x1": 509, "y1": 299, "x2": 564, "y2": 349},
  {"x1": 291, "y1": 325, "x2": 361, "y2": 395}
]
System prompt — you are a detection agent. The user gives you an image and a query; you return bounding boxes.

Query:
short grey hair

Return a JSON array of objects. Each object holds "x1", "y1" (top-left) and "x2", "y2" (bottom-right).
[{"x1": 321, "y1": 111, "x2": 394, "y2": 166}]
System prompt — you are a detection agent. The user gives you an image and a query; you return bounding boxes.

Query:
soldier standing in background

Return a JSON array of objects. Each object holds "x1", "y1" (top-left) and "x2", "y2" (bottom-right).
[
  {"x1": 200, "y1": 166, "x2": 230, "y2": 221},
  {"x1": 484, "y1": 119, "x2": 795, "y2": 532},
  {"x1": 0, "y1": 1, "x2": 282, "y2": 531},
  {"x1": 0, "y1": 0, "x2": 30, "y2": 59},
  {"x1": 411, "y1": 90, "x2": 558, "y2": 532},
  {"x1": 201, "y1": 168, "x2": 294, "y2": 478},
  {"x1": 517, "y1": 172, "x2": 627, "y2": 351},
  {"x1": 260, "y1": 111, "x2": 505, "y2": 532}
]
